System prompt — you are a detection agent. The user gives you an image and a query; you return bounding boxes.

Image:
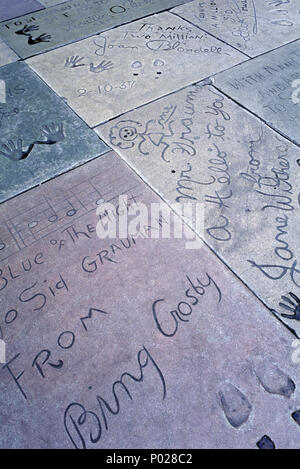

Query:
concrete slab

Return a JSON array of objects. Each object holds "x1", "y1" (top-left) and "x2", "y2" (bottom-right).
[
  {"x1": 0, "y1": 0, "x2": 44, "y2": 22},
  {"x1": 96, "y1": 83, "x2": 300, "y2": 336},
  {"x1": 0, "y1": 0, "x2": 192, "y2": 59},
  {"x1": 27, "y1": 12, "x2": 246, "y2": 127},
  {"x1": 0, "y1": 61, "x2": 108, "y2": 203},
  {"x1": 172, "y1": 0, "x2": 300, "y2": 58},
  {"x1": 213, "y1": 39, "x2": 300, "y2": 145},
  {"x1": 0, "y1": 150, "x2": 299, "y2": 449},
  {"x1": 0, "y1": 39, "x2": 18, "y2": 67}
]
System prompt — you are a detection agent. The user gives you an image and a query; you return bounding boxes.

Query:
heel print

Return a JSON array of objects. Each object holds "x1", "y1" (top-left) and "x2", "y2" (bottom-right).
[{"x1": 254, "y1": 361, "x2": 295, "y2": 398}]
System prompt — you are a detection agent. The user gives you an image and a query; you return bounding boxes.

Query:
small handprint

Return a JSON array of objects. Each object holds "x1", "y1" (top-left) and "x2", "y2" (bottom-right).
[
  {"x1": 279, "y1": 292, "x2": 300, "y2": 320},
  {"x1": 0, "y1": 139, "x2": 32, "y2": 161},
  {"x1": 15, "y1": 24, "x2": 39, "y2": 35},
  {"x1": 28, "y1": 33, "x2": 51, "y2": 44},
  {"x1": 40, "y1": 123, "x2": 65, "y2": 144},
  {"x1": 65, "y1": 55, "x2": 86, "y2": 68},
  {"x1": 89, "y1": 60, "x2": 114, "y2": 73}
]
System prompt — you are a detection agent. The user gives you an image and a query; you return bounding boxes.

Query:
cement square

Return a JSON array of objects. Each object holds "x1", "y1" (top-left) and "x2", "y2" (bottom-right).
[
  {"x1": 27, "y1": 12, "x2": 246, "y2": 126},
  {"x1": 0, "y1": 150, "x2": 300, "y2": 448},
  {"x1": 172, "y1": 0, "x2": 300, "y2": 57},
  {"x1": 96, "y1": 83, "x2": 300, "y2": 336},
  {"x1": 0, "y1": 61, "x2": 108, "y2": 203},
  {"x1": 213, "y1": 39, "x2": 300, "y2": 145},
  {"x1": 0, "y1": 0, "x2": 192, "y2": 59}
]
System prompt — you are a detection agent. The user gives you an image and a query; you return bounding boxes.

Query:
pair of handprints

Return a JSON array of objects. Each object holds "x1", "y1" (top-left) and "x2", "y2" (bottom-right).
[
  {"x1": 64, "y1": 55, "x2": 114, "y2": 73},
  {"x1": 15, "y1": 24, "x2": 51, "y2": 45},
  {"x1": 0, "y1": 122, "x2": 65, "y2": 161}
]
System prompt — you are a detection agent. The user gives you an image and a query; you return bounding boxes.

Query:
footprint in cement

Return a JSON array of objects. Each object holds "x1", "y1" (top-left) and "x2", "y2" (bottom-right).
[
  {"x1": 256, "y1": 435, "x2": 275, "y2": 449},
  {"x1": 218, "y1": 382, "x2": 252, "y2": 428},
  {"x1": 254, "y1": 360, "x2": 295, "y2": 398}
]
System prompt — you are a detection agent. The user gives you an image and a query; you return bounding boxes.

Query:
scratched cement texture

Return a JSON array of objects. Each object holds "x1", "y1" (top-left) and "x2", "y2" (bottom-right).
[
  {"x1": 96, "y1": 83, "x2": 300, "y2": 336},
  {"x1": 0, "y1": 0, "x2": 192, "y2": 59},
  {"x1": 172, "y1": 0, "x2": 300, "y2": 57},
  {"x1": 26, "y1": 12, "x2": 246, "y2": 126},
  {"x1": 213, "y1": 39, "x2": 300, "y2": 146},
  {"x1": 0, "y1": 151, "x2": 300, "y2": 449},
  {"x1": 1, "y1": 0, "x2": 300, "y2": 451}
]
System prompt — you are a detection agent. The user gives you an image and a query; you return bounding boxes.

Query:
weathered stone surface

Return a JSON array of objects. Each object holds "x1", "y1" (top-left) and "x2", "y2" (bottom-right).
[
  {"x1": 0, "y1": 0, "x2": 44, "y2": 22},
  {"x1": 0, "y1": 0, "x2": 192, "y2": 59},
  {"x1": 0, "y1": 150, "x2": 299, "y2": 449},
  {"x1": 27, "y1": 12, "x2": 246, "y2": 126},
  {"x1": 40, "y1": 0, "x2": 67, "y2": 6},
  {"x1": 172, "y1": 0, "x2": 300, "y2": 57},
  {"x1": 0, "y1": 61, "x2": 108, "y2": 203},
  {"x1": 96, "y1": 83, "x2": 300, "y2": 335},
  {"x1": 0, "y1": 39, "x2": 18, "y2": 67},
  {"x1": 213, "y1": 39, "x2": 300, "y2": 145}
]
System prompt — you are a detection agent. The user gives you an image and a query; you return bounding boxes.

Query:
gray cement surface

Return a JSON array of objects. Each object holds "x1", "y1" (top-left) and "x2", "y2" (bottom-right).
[
  {"x1": 26, "y1": 12, "x2": 246, "y2": 126},
  {"x1": 0, "y1": 0, "x2": 44, "y2": 23},
  {"x1": 0, "y1": 151, "x2": 299, "y2": 449},
  {"x1": 213, "y1": 40, "x2": 300, "y2": 145},
  {"x1": 0, "y1": 0, "x2": 192, "y2": 58},
  {"x1": 96, "y1": 83, "x2": 300, "y2": 336},
  {"x1": 1, "y1": 0, "x2": 300, "y2": 450},
  {"x1": 172, "y1": 0, "x2": 300, "y2": 57}
]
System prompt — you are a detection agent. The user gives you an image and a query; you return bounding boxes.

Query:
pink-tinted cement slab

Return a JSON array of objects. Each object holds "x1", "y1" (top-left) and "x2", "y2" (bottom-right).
[{"x1": 0, "y1": 151, "x2": 299, "y2": 449}]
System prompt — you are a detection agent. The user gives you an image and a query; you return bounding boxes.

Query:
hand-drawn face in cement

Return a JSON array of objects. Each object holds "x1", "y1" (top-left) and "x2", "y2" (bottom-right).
[
  {"x1": 109, "y1": 120, "x2": 142, "y2": 149},
  {"x1": 131, "y1": 59, "x2": 165, "y2": 79},
  {"x1": 109, "y1": 111, "x2": 178, "y2": 162},
  {"x1": 119, "y1": 126, "x2": 138, "y2": 141}
]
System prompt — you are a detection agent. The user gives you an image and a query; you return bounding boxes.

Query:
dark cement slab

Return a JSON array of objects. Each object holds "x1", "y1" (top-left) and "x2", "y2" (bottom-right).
[
  {"x1": 0, "y1": 0, "x2": 192, "y2": 59},
  {"x1": 0, "y1": 61, "x2": 108, "y2": 203},
  {"x1": 0, "y1": 0, "x2": 44, "y2": 23},
  {"x1": 96, "y1": 83, "x2": 300, "y2": 336},
  {"x1": 0, "y1": 151, "x2": 299, "y2": 448},
  {"x1": 172, "y1": 0, "x2": 300, "y2": 57},
  {"x1": 213, "y1": 39, "x2": 300, "y2": 146}
]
